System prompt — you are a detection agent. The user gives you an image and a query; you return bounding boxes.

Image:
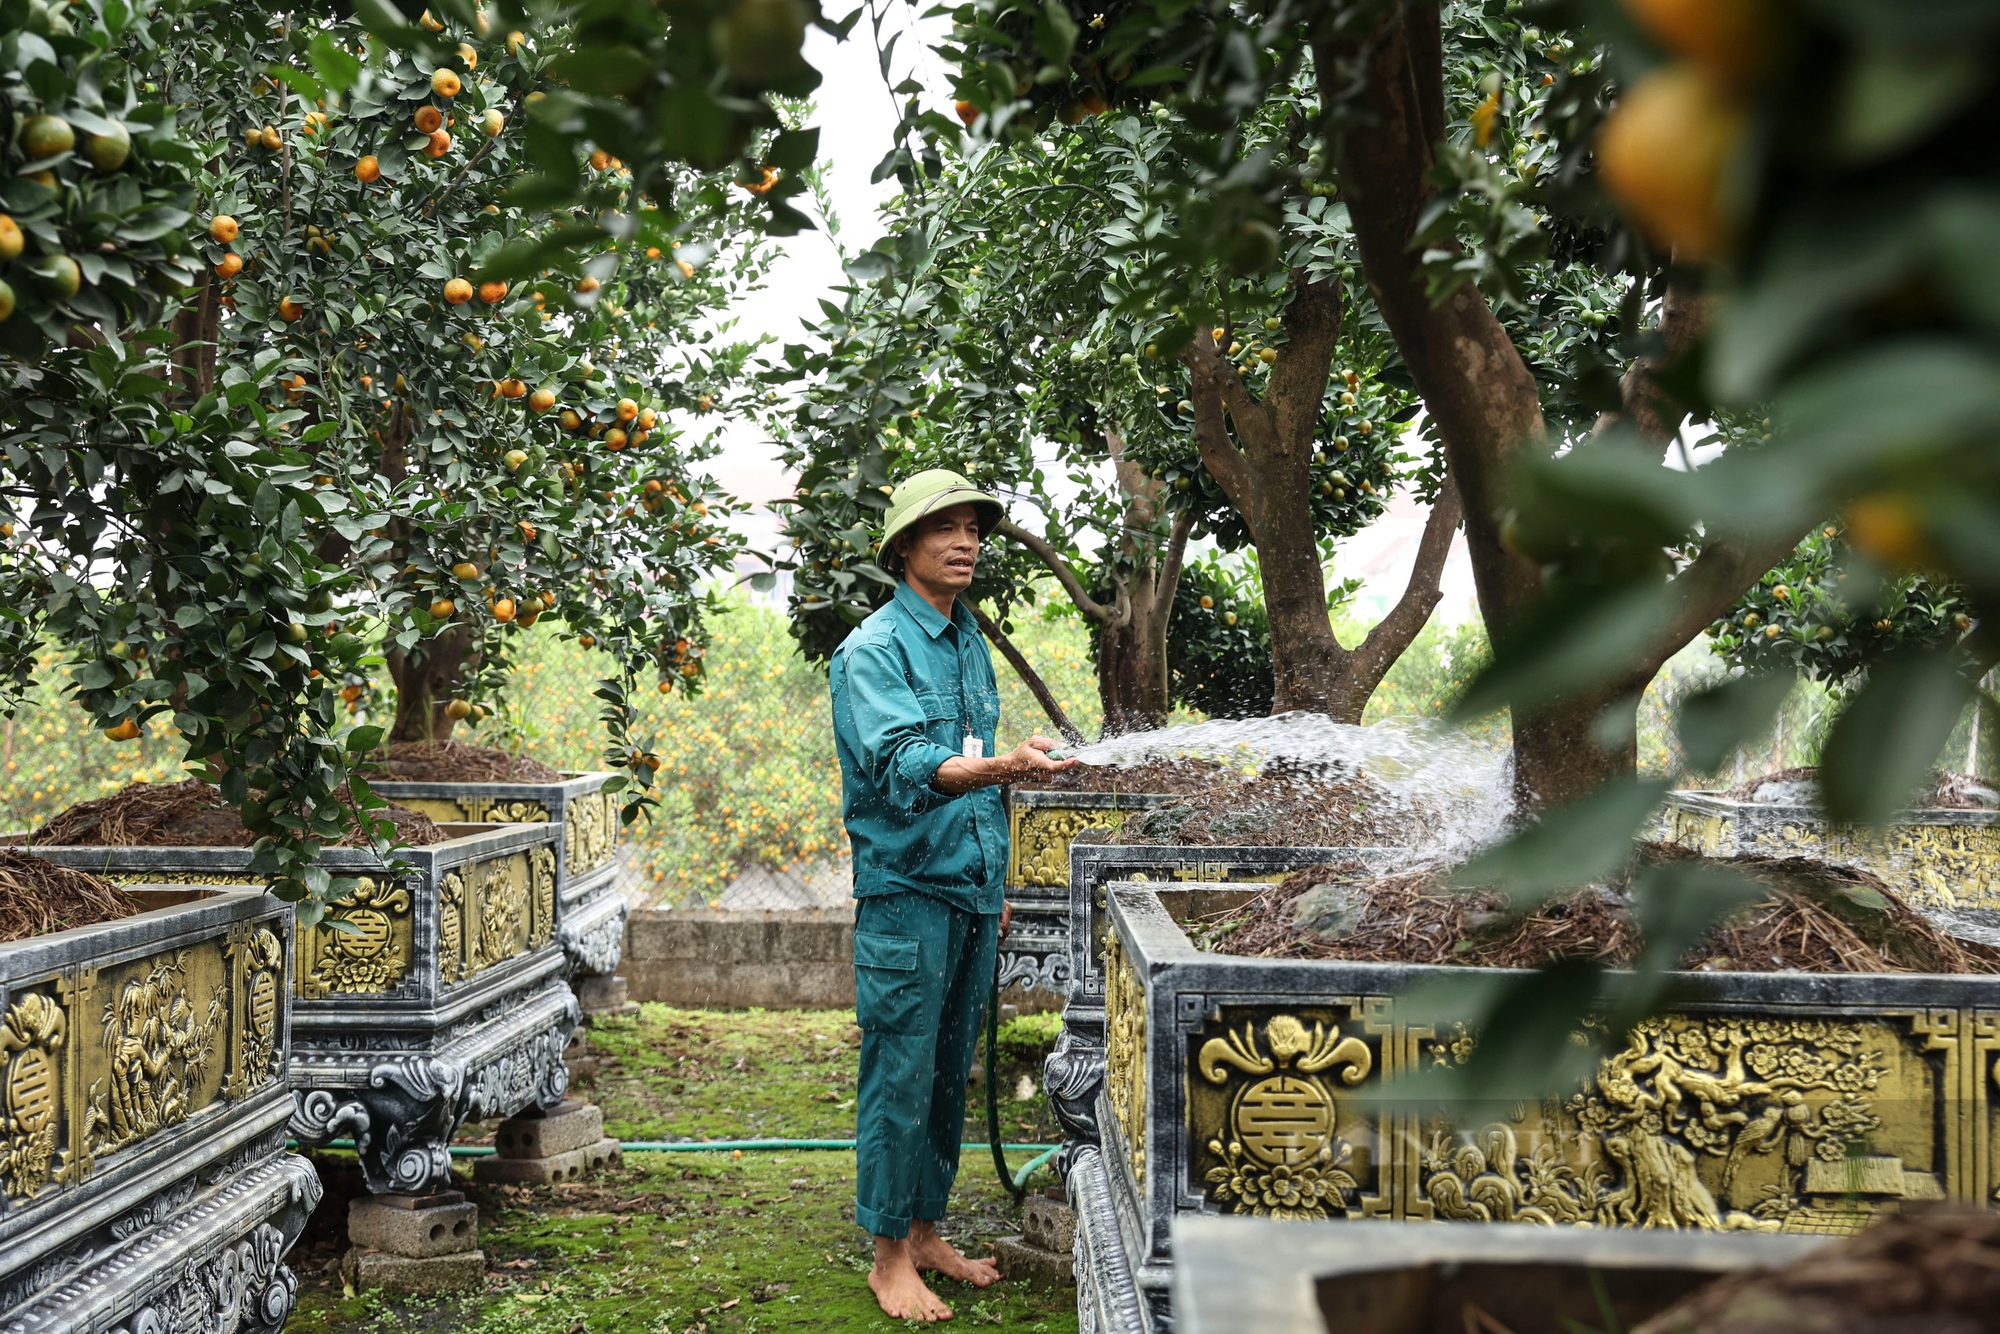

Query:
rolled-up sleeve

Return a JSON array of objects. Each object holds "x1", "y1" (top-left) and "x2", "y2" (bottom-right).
[{"x1": 836, "y1": 637, "x2": 959, "y2": 816}]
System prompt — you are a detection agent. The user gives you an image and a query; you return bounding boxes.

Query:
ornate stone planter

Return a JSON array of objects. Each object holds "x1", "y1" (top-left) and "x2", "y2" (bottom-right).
[
  {"x1": 366, "y1": 772, "x2": 628, "y2": 993},
  {"x1": 0, "y1": 885, "x2": 321, "y2": 1333},
  {"x1": 1664, "y1": 788, "x2": 2000, "y2": 922},
  {"x1": 1164, "y1": 1213, "x2": 1827, "y2": 1334},
  {"x1": 1061, "y1": 869, "x2": 2000, "y2": 1331},
  {"x1": 1001, "y1": 790, "x2": 1176, "y2": 999},
  {"x1": 20, "y1": 823, "x2": 575, "y2": 1197}
]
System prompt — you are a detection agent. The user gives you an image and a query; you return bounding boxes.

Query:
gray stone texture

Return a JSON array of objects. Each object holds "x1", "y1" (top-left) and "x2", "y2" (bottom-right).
[
  {"x1": 347, "y1": 1197, "x2": 479, "y2": 1258},
  {"x1": 493, "y1": 1101, "x2": 603, "y2": 1158},
  {"x1": 575, "y1": 973, "x2": 637, "y2": 1015},
  {"x1": 1022, "y1": 1196, "x2": 1076, "y2": 1254},
  {"x1": 995, "y1": 1235, "x2": 1075, "y2": 1287},
  {"x1": 344, "y1": 1247, "x2": 487, "y2": 1294},
  {"x1": 471, "y1": 1138, "x2": 621, "y2": 1185},
  {"x1": 624, "y1": 908, "x2": 856, "y2": 1008}
]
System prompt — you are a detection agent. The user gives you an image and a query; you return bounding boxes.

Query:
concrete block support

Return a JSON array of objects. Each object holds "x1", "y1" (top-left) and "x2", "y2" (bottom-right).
[
  {"x1": 474, "y1": 1100, "x2": 622, "y2": 1185},
  {"x1": 345, "y1": 1190, "x2": 484, "y2": 1293}
]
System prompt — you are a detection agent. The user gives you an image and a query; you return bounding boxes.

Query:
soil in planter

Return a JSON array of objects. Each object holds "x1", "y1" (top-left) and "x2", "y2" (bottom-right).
[
  {"x1": 1192, "y1": 844, "x2": 2000, "y2": 975},
  {"x1": 0, "y1": 849, "x2": 145, "y2": 942},
  {"x1": 32, "y1": 779, "x2": 448, "y2": 849},
  {"x1": 1632, "y1": 1208, "x2": 2000, "y2": 1334},
  {"x1": 1097, "y1": 759, "x2": 1424, "y2": 848},
  {"x1": 1724, "y1": 765, "x2": 1999, "y2": 809},
  {"x1": 374, "y1": 738, "x2": 563, "y2": 784}
]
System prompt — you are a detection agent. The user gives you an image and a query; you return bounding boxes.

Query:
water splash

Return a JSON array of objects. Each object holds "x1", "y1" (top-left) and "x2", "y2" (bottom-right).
[{"x1": 1059, "y1": 712, "x2": 1514, "y2": 861}]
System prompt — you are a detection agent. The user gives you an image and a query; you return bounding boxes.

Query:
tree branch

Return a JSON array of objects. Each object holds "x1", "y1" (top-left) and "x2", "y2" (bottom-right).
[
  {"x1": 969, "y1": 602, "x2": 1086, "y2": 746},
  {"x1": 1349, "y1": 474, "x2": 1463, "y2": 693},
  {"x1": 1267, "y1": 272, "x2": 1342, "y2": 449},
  {"x1": 1593, "y1": 280, "x2": 1712, "y2": 446},
  {"x1": 1618, "y1": 520, "x2": 1816, "y2": 695},
  {"x1": 1184, "y1": 375, "x2": 1254, "y2": 522},
  {"x1": 995, "y1": 518, "x2": 1113, "y2": 624},
  {"x1": 1156, "y1": 506, "x2": 1195, "y2": 613}
]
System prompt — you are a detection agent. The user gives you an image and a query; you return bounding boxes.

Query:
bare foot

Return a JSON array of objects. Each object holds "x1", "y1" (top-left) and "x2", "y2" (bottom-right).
[
  {"x1": 909, "y1": 1219, "x2": 1001, "y2": 1288},
  {"x1": 870, "y1": 1236, "x2": 954, "y2": 1322}
]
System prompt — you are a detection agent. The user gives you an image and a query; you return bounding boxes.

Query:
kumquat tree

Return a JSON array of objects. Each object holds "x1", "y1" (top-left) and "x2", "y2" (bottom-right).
[{"x1": 0, "y1": 1, "x2": 773, "y2": 917}]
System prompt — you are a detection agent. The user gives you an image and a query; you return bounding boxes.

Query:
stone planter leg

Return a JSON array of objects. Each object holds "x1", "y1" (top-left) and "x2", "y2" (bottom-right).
[
  {"x1": 474, "y1": 1099, "x2": 623, "y2": 1185},
  {"x1": 344, "y1": 1190, "x2": 485, "y2": 1293},
  {"x1": 292, "y1": 1057, "x2": 470, "y2": 1197}
]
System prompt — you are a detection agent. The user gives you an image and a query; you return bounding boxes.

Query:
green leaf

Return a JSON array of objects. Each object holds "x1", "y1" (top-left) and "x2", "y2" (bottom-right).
[
  {"x1": 1835, "y1": 42, "x2": 1985, "y2": 163},
  {"x1": 1449, "y1": 778, "x2": 1670, "y2": 910},
  {"x1": 1628, "y1": 860, "x2": 1763, "y2": 975},
  {"x1": 1676, "y1": 671, "x2": 1795, "y2": 772},
  {"x1": 548, "y1": 46, "x2": 654, "y2": 96},
  {"x1": 1820, "y1": 649, "x2": 1974, "y2": 823},
  {"x1": 1451, "y1": 582, "x2": 1679, "y2": 722},
  {"x1": 308, "y1": 31, "x2": 364, "y2": 94},
  {"x1": 346, "y1": 724, "x2": 385, "y2": 754},
  {"x1": 1034, "y1": 0, "x2": 1078, "y2": 68}
]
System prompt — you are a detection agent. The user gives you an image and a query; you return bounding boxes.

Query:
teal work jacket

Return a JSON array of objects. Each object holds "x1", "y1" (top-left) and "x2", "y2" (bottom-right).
[{"x1": 829, "y1": 581, "x2": 1006, "y2": 915}]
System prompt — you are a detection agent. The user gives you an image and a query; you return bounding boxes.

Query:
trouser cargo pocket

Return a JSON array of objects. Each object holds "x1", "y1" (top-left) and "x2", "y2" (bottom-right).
[{"x1": 854, "y1": 930, "x2": 929, "y2": 1034}]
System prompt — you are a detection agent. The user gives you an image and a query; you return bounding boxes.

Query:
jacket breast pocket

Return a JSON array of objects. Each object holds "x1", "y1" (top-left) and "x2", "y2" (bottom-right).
[
  {"x1": 854, "y1": 931, "x2": 930, "y2": 1034},
  {"x1": 969, "y1": 686, "x2": 999, "y2": 736}
]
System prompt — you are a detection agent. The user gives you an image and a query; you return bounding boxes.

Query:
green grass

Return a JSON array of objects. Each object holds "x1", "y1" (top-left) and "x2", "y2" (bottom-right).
[
  {"x1": 572, "y1": 1006, "x2": 1059, "y2": 1148},
  {"x1": 287, "y1": 1007, "x2": 1075, "y2": 1334}
]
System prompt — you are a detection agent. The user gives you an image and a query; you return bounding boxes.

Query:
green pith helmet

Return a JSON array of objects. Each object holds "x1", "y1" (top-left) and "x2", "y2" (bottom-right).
[{"x1": 877, "y1": 469, "x2": 1005, "y2": 559}]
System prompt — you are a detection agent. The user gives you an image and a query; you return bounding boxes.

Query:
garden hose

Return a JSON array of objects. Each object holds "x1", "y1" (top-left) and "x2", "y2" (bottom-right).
[
  {"x1": 985, "y1": 976, "x2": 1026, "y2": 1201},
  {"x1": 305, "y1": 1138, "x2": 1060, "y2": 1156}
]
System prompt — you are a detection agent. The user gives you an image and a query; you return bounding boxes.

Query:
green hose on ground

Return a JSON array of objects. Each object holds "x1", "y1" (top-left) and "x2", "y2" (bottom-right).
[{"x1": 985, "y1": 977, "x2": 1026, "y2": 1202}]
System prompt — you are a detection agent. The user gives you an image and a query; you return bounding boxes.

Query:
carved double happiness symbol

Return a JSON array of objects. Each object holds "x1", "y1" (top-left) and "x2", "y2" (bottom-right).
[{"x1": 1197, "y1": 1014, "x2": 1373, "y2": 1219}]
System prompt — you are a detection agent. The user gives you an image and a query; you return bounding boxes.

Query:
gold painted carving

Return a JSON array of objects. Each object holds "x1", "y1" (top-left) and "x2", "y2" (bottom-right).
[
  {"x1": 226, "y1": 927, "x2": 284, "y2": 1097},
  {"x1": 439, "y1": 870, "x2": 467, "y2": 985},
  {"x1": 0, "y1": 992, "x2": 66, "y2": 1200},
  {"x1": 296, "y1": 879, "x2": 413, "y2": 999},
  {"x1": 106, "y1": 871, "x2": 250, "y2": 887},
  {"x1": 530, "y1": 846, "x2": 556, "y2": 948},
  {"x1": 440, "y1": 853, "x2": 552, "y2": 986},
  {"x1": 1191, "y1": 1008, "x2": 1940, "y2": 1234},
  {"x1": 1752, "y1": 819, "x2": 2000, "y2": 914},
  {"x1": 565, "y1": 790, "x2": 619, "y2": 876},
  {"x1": 1010, "y1": 805, "x2": 1131, "y2": 889},
  {"x1": 471, "y1": 856, "x2": 529, "y2": 974},
  {"x1": 1200, "y1": 1014, "x2": 1372, "y2": 1218},
  {"x1": 1104, "y1": 933, "x2": 1146, "y2": 1181},
  {"x1": 86, "y1": 950, "x2": 222, "y2": 1159}
]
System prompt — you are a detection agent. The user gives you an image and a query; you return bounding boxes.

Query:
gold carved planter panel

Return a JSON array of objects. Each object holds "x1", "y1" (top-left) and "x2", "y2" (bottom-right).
[
  {"x1": 295, "y1": 879, "x2": 414, "y2": 999},
  {"x1": 1009, "y1": 805, "x2": 1134, "y2": 890},
  {"x1": 1751, "y1": 821, "x2": 2000, "y2": 915},
  {"x1": 564, "y1": 790, "x2": 619, "y2": 877},
  {"x1": 1105, "y1": 933, "x2": 1147, "y2": 1183},
  {"x1": 0, "y1": 924, "x2": 284, "y2": 1201},
  {"x1": 396, "y1": 796, "x2": 554, "y2": 826},
  {"x1": 438, "y1": 848, "x2": 558, "y2": 986},
  {"x1": 1185, "y1": 1001, "x2": 2000, "y2": 1235}
]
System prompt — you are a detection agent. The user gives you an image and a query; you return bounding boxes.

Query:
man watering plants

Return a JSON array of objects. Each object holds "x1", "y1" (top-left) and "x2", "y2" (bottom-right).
[{"x1": 828, "y1": 468, "x2": 1076, "y2": 1323}]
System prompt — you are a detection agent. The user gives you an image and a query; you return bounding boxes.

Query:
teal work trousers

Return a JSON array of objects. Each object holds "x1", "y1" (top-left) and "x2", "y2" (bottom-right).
[{"x1": 851, "y1": 890, "x2": 998, "y2": 1239}]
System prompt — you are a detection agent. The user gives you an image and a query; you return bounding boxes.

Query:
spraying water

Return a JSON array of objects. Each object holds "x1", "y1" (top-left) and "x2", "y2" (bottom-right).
[{"x1": 1055, "y1": 712, "x2": 1515, "y2": 862}]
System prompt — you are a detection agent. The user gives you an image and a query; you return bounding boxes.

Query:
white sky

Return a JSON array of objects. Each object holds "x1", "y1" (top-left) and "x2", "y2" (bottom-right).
[{"x1": 702, "y1": 11, "x2": 1479, "y2": 626}]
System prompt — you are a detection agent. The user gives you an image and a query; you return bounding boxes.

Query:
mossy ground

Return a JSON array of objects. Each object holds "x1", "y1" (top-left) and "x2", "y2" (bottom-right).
[
  {"x1": 288, "y1": 1006, "x2": 1076, "y2": 1334},
  {"x1": 572, "y1": 1005, "x2": 1059, "y2": 1147}
]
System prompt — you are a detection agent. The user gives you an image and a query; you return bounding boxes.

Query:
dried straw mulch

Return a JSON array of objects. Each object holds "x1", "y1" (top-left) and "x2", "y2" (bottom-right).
[
  {"x1": 32, "y1": 779, "x2": 448, "y2": 849},
  {"x1": 1192, "y1": 843, "x2": 2000, "y2": 976},
  {"x1": 376, "y1": 739, "x2": 563, "y2": 784},
  {"x1": 0, "y1": 849, "x2": 144, "y2": 942},
  {"x1": 1022, "y1": 756, "x2": 1420, "y2": 847}
]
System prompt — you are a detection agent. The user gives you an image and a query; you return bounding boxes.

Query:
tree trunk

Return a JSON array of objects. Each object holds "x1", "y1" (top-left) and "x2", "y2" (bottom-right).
[
  {"x1": 1315, "y1": 13, "x2": 1804, "y2": 809},
  {"x1": 385, "y1": 625, "x2": 478, "y2": 744},
  {"x1": 994, "y1": 427, "x2": 1192, "y2": 738},
  {"x1": 968, "y1": 603, "x2": 1086, "y2": 745},
  {"x1": 1179, "y1": 281, "x2": 1462, "y2": 724}
]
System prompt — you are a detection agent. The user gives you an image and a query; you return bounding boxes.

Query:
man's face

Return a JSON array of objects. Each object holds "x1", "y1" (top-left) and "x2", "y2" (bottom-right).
[{"x1": 896, "y1": 502, "x2": 982, "y2": 593}]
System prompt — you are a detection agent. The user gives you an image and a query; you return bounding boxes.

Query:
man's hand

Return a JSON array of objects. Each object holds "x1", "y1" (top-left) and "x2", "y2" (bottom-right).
[
  {"x1": 999, "y1": 900, "x2": 1012, "y2": 943},
  {"x1": 932, "y1": 734, "x2": 1079, "y2": 794}
]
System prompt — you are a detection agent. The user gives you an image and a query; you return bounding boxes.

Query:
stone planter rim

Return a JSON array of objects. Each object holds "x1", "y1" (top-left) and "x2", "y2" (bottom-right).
[{"x1": 1670, "y1": 787, "x2": 2000, "y2": 827}]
